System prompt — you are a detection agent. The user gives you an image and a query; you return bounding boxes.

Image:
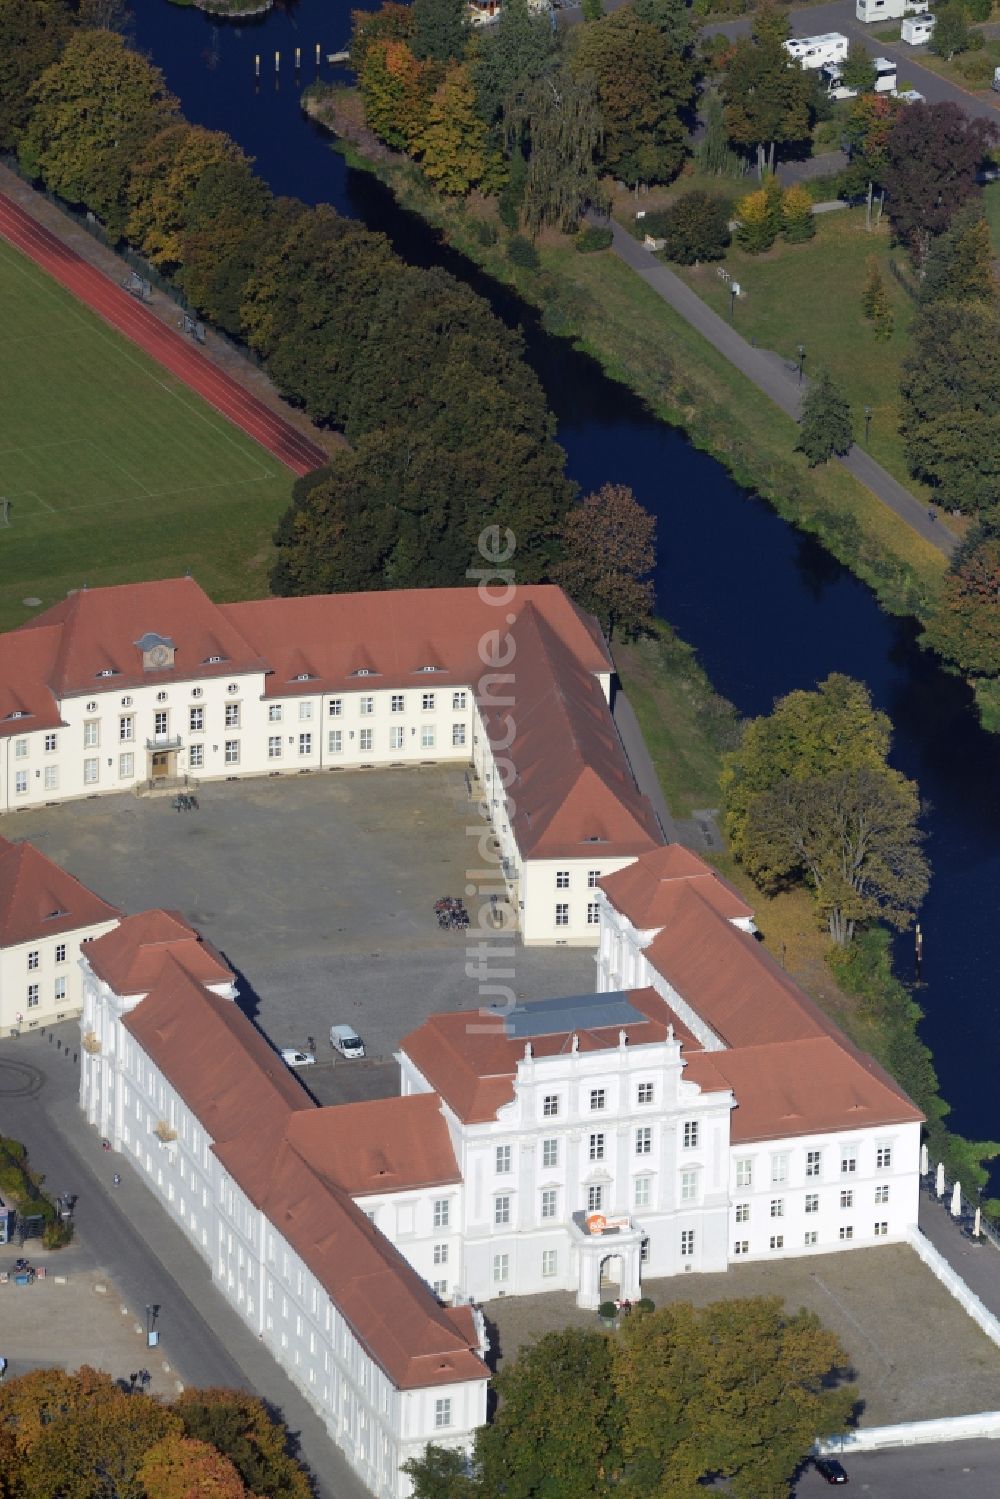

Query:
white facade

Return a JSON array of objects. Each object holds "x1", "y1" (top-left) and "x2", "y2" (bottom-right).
[
  {"x1": 79, "y1": 957, "x2": 487, "y2": 1499},
  {"x1": 1, "y1": 919, "x2": 117, "y2": 1035},
  {"x1": 399, "y1": 1031, "x2": 733, "y2": 1304}
]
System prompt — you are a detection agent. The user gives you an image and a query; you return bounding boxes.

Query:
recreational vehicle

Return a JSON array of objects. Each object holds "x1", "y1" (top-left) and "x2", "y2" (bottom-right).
[
  {"x1": 900, "y1": 12, "x2": 936, "y2": 42},
  {"x1": 855, "y1": 0, "x2": 925, "y2": 23},
  {"x1": 784, "y1": 32, "x2": 850, "y2": 69},
  {"x1": 821, "y1": 56, "x2": 898, "y2": 98}
]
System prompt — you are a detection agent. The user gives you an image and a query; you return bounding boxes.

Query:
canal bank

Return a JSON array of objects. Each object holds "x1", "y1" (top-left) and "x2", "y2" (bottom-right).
[{"x1": 130, "y1": 0, "x2": 1000, "y2": 1167}]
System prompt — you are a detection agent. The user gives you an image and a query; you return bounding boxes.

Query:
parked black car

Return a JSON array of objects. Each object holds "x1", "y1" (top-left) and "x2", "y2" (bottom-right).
[{"x1": 815, "y1": 1457, "x2": 849, "y2": 1485}]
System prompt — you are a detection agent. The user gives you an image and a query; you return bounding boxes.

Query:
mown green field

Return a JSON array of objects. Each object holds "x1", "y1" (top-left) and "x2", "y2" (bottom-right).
[{"x1": 0, "y1": 238, "x2": 296, "y2": 630}]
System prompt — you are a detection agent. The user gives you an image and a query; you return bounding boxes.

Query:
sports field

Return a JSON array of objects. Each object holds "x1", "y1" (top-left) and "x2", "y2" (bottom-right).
[{"x1": 0, "y1": 236, "x2": 298, "y2": 631}]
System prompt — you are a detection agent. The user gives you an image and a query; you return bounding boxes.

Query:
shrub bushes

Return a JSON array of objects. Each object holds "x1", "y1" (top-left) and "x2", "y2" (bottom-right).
[
  {"x1": 575, "y1": 223, "x2": 614, "y2": 253},
  {"x1": 507, "y1": 233, "x2": 540, "y2": 269},
  {"x1": 645, "y1": 190, "x2": 731, "y2": 264}
]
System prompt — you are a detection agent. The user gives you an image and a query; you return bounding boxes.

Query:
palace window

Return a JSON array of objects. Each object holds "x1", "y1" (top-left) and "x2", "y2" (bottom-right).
[{"x1": 683, "y1": 1121, "x2": 700, "y2": 1149}]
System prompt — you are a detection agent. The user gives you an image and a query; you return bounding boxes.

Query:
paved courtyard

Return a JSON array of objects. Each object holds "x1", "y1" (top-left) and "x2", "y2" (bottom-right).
[
  {"x1": 7, "y1": 770, "x2": 594, "y2": 1103},
  {"x1": 0, "y1": 1241, "x2": 184, "y2": 1397},
  {"x1": 484, "y1": 1243, "x2": 1000, "y2": 1427}
]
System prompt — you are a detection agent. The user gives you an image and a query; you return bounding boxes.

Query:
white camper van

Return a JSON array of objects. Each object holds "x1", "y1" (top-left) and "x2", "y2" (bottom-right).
[
  {"x1": 821, "y1": 56, "x2": 897, "y2": 99},
  {"x1": 784, "y1": 32, "x2": 850, "y2": 69},
  {"x1": 901, "y1": 13, "x2": 936, "y2": 43},
  {"x1": 856, "y1": 0, "x2": 925, "y2": 23},
  {"x1": 330, "y1": 1024, "x2": 365, "y2": 1059}
]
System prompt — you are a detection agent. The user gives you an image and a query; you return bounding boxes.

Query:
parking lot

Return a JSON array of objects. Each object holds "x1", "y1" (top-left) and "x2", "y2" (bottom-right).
[
  {"x1": 484, "y1": 1243, "x2": 1000, "y2": 1427},
  {"x1": 8, "y1": 769, "x2": 594, "y2": 1102}
]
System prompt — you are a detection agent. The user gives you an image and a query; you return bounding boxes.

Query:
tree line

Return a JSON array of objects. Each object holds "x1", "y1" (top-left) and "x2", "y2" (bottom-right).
[
  {"x1": 405, "y1": 1300, "x2": 855, "y2": 1499},
  {"x1": 0, "y1": 0, "x2": 661, "y2": 618},
  {"x1": 0, "y1": 1369, "x2": 311, "y2": 1499}
]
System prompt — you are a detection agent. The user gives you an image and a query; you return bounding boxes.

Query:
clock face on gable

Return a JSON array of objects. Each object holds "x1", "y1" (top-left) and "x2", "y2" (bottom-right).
[{"x1": 144, "y1": 642, "x2": 173, "y2": 670}]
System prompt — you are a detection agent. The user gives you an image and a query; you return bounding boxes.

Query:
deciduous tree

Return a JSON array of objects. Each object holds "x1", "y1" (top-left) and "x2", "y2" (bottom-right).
[
  {"x1": 416, "y1": 63, "x2": 490, "y2": 193},
  {"x1": 797, "y1": 369, "x2": 853, "y2": 466},
  {"x1": 403, "y1": 1443, "x2": 480, "y2": 1498},
  {"x1": 175, "y1": 157, "x2": 275, "y2": 334},
  {"x1": 126, "y1": 123, "x2": 253, "y2": 272},
  {"x1": 0, "y1": 0, "x2": 72, "y2": 151},
  {"x1": 781, "y1": 182, "x2": 815, "y2": 242},
  {"x1": 569, "y1": 6, "x2": 696, "y2": 186},
  {"x1": 722, "y1": 5, "x2": 814, "y2": 176},
  {"x1": 138, "y1": 1435, "x2": 250, "y2": 1499},
  {"x1": 349, "y1": 0, "x2": 414, "y2": 70},
  {"x1": 360, "y1": 38, "x2": 434, "y2": 151},
  {"x1": 173, "y1": 1388, "x2": 312, "y2": 1499},
  {"x1": 616, "y1": 1299, "x2": 855, "y2": 1497},
  {"x1": 840, "y1": 41, "x2": 877, "y2": 92},
  {"x1": 929, "y1": 3, "x2": 971, "y2": 58},
  {"x1": 470, "y1": 0, "x2": 554, "y2": 129},
  {"x1": 505, "y1": 65, "x2": 604, "y2": 232},
  {"x1": 899, "y1": 296, "x2": 1000, "y2": 513},
  {"x1": 923, "y1": 529, "x2": 1000, "y2": 679},
  {"x1": 920, "y1": 204, "x2": 996, "y2": 306},
  {"x1": 735, "y1": 176, "x2": 781, "y2": 252},
  {"x1": 19, "y1": 30, "x2": 179, "y2": 235},
  {"x1": 882, "y1": 101, "x2": 997, "y2": 262},
  {"x1": 644, "y1": 190, "x2": 731, "y2": 263},
  {"x1": 411, "y1": 0, "x2": 467, "y2": 64},
  {"x1": 474, "y1": 1328, "x2": 621, "y2": 1496},
  {"x1": 553, "y1": 482, "x2": 656, "y2": 640}
]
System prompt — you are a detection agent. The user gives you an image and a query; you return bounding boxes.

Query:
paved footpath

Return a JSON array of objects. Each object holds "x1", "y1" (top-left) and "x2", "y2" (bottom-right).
[
  {"x1": 606, "y1": 219, "x2": 956, "y2": 558},
  {"x1": 0, "y1": 1031, "x2": 368, "y2": 1499},
  {"x1": 919, "y1": 1185, "x2": 1000, "y2": 1322}
]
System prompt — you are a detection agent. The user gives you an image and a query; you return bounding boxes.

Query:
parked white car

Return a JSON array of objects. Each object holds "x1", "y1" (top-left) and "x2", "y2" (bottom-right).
[
  {"x1": 280, "y1": 1048, "x2": 316, "y2": 1067},
  {"x1": 893, "y1": 87, "x2": 926, "y2": 102}
]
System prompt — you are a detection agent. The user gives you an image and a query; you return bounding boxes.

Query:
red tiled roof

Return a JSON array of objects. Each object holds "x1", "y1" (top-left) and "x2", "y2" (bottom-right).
[
  {"x1": 213, "y1": 1136, "x2": 486, "y2": 1390},
  {"x1": 123, "y1": 956, "x2": 310, "y2": 1145},
  {"x1": 19, "y1": 578, "x2": 267, "y2": 698},
  {"x1": 684, "y1": 1036, "x2": 923, "y2": 1142},
  {"x1": 600, "y1": 845, "x2": 753, "y2": 929},
  {"x1": 0, "y1": 838, "x2": 120, "y2": 947},
  {"x1": 0, "y1": 627, "x2": 64, "y2": 738},
  {"x1": 86, "y1": 910, "x2": 231, "y2": 995},
  {"x1": 282, "y1": 1095, "x2": 461, "y2": 1197},
  {"x1": 220, "y1": 584, "x2": 612, "y2": 696},
  {"x1": 400, "y1": 987, "x2": 687, "y2": 1124},
  {"x1": 478, "y1": 605, "x2": 661, "y2": 860}
]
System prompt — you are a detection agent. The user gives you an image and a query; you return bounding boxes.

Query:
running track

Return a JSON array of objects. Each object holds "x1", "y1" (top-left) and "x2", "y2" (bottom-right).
[{"x1": 0, "y1": 192, "x2": 328, "y2": 477}]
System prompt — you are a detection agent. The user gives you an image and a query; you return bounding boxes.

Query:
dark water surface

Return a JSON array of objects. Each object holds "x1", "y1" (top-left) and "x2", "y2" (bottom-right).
[{"x1": 134, "y1": 0, "x2": 1000, "y2": 1149}]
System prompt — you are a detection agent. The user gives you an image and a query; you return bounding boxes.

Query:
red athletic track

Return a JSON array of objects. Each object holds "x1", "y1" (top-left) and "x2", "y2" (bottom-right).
[{"x1": 0, "y1": 192, "x2": 328, "y2": 477}]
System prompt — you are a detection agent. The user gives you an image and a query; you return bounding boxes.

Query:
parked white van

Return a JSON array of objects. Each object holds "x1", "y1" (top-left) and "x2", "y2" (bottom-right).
[
  {"x1": 821, "y1": 56, "x2": 897, "y2": 98},
  {"x1": 330, "y1": 1024, "x2": 365, "y2": 1059}
]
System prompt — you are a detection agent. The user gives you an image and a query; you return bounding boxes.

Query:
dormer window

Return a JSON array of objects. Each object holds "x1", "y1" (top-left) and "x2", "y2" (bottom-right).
[
  {"x1": 96, "y1": 668, "x2": 117, "y2": 679},
  {"x1": 352, "y1": 668, "x2": 373, "y2": 677},
  {"x1": 293, "y1": 672, "x2": 314, "y2": 682},
  {"x1": 416, "y1": 665, "x2": 442, "y2": 673},
  {"x1": 44, "y1": 907, "x2": 67, "y2": 920},
  {"x1": 6, "y1": 710, "x2": 26, "y2": 720},
  {"x1": 226, "y1": 682, "x2": 238, "y2": 693},
  {"x1": 205, "y1": 656, "x2": 225, "y2": 665},
  {"x1": 135, "y1": 632, "x2": 176, "y2": 673},
  {"x1": 86, "y1": 701, "x2": 97, "y2": 712}
]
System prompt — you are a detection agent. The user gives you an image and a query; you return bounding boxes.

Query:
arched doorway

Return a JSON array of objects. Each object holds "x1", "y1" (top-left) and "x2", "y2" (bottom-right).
[{"x1": 600, "y1": 1254, "x2": 622, "y2": 1299}]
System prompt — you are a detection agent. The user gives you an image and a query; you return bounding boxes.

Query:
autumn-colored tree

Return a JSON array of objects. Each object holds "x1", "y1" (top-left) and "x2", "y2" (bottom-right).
[
  {"x1": 175, "y1": 156, "x2": 274, "y2": 334},
  {"x1": 781, "y1": 182, "x2": 815, "y2": 243},
  {"x1": 173, "y1": 1388, "x2": 313, "y2": 1499},
  {"x1": 735, "y1": 177, "x2": 781, "y2": 252},
  {"x1": 920, "y1": 204, "x2": 997, "y2": 307},
  {"x1": 360, "y1": 39, "x2": 435, "y2": 151},
  {"x1": 416, "y1": 64, "x2": 490, "y2": 194},
  {"x1": 923, "y1": 531, "x2": 1000, "y2": 679},
  {"x1": 862, "y1": 255, "x2": 893, "y2": 340},
  {"x1": 139, "y1": 1435, "x2": 250, "y2": 1499},
  {"x1": 349, "y1": 0, "x2": 414, "y2": 70},
  {"x1": 553, "y1": 482, "x2": 656, "y2": 640},
  {"x1": 18, "y1": 30, "x2": 179, "y2": 235},
  {"x1": 126, "y1": 123, "x2": 253, "y2": 272},
  {"x1": 0, "y1": 1367, "x2": 181, "y2": 1499}
]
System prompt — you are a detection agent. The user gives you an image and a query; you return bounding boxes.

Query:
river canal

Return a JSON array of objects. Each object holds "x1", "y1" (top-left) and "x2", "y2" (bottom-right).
[{"x1": 133, "y1": 0, "x2": 1000, "y2": 1153}]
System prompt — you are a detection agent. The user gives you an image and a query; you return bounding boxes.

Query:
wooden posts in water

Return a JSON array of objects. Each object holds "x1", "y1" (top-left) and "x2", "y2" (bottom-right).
[
  {"x1": 295, "y1": 46, "x2": 301, "y2": 70},
  {"x1": 274, "y1": 50, "x2": 280, "y2": 73},
  {"x1": 316, "y1": 42, "x2": 322, "y2": 65},
  {"x1": 254, "y1": 53, "x2": 260, "y2": 77}
]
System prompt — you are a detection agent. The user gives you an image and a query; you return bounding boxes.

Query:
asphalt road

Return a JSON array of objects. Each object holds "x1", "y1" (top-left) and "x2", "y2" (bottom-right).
[
  {"x1": 793, "y1": 1439, "x2": 1000, "y2": 1495},
  {"x1": 705, "y1": 0, "x2": 1000, "y2": 121}
]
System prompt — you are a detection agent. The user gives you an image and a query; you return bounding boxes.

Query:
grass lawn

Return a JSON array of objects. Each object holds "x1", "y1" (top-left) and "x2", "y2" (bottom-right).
[
  {"x1": 674, "y1": 208, "x2": 924, "y2": 496},
  {"x1": 0, "y1": 238, "x2": 296, "y2": 631}
]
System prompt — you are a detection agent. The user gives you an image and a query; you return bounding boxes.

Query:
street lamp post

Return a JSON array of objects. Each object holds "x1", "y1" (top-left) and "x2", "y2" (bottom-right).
[
  {"x1": 145, "y1": 1303, "x2": 160, "y2": 1348},
  {"x1": 864, "y1": 404, "x2": 872, "y2": 445},
  {"x1": 796, "y1": 344, "x2": 806, "y2": 385},
  {"x1": 729, "y1": 281, "x2": 741, "y2": 324}
]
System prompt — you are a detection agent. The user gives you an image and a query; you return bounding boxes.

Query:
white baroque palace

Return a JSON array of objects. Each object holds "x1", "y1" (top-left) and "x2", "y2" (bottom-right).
[
  {"x1": 78, "y1": 842, "x2": 921, "y2": 1497},
  {"x1": 0, "y1": 577, "x2": 661, "y2": 945}
]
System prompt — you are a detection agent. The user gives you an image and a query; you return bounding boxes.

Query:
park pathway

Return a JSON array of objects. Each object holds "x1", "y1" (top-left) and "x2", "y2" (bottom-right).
[{"x1": 606, "y1": 220, "x2": 957, "y2": 559}]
